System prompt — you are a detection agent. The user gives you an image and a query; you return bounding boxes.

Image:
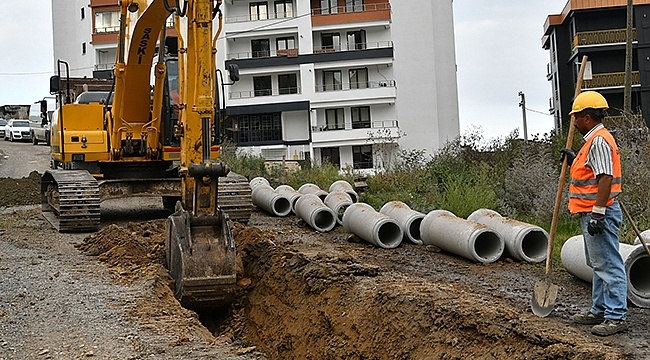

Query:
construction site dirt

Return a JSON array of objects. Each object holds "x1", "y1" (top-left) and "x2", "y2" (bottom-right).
[{"x1": 1, "y1": 141, "x2": 649, "y2": 359}]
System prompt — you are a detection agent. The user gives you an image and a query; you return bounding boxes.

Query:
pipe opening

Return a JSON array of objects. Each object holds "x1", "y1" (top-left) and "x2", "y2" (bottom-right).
[
  {"x1": 408, "y1": 218, "x2": 422, "y2": 241},
  {"x1": 377, "y1": 222, "x2": 402, "y2": 248},
  {"x1": 273, "y1": 197, "x2": 291, "y2": 216},
  {"x1": 521, "y1": 230, "x2": 548, "y2": 260},
  {"x1": 473, "y1": 231, "x2": 502, "y2": 261},
  {"x1": 313, "y1": 209, "x2": 335, "y2": 231},
  {"x1": 347, "y1": 192, "x2": 358, "y2": 203},
  {"x1": 629, "y1": 255, "x2": 650, "y2": 294},
  {"x1": 337, "y1": 204, "x2": 350, "y2": 222}
]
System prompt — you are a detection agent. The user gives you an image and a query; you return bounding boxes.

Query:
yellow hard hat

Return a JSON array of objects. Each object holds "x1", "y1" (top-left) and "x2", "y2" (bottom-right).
[{"x1": 569, "y1": 91, "x2": 608, "y2": 115}]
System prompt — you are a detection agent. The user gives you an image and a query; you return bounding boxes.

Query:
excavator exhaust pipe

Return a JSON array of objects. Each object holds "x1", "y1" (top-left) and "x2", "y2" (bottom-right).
[{"x1": 165, "y1": 205, "x2": 237, "y2": 311}]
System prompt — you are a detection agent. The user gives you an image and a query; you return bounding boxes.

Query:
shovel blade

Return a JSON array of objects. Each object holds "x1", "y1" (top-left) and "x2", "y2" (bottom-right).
[{"x1": 531, "y1": 280, "x2": 559, "y2": 317}]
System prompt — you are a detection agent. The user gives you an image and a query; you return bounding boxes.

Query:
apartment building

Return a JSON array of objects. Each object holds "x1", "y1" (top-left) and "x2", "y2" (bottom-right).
[
  {"x1": 51, "y1": 0, "x2": 460, "y2": 173},
  {"x1": 543, "y1": 0, "x2": 650, "y2": 129}
]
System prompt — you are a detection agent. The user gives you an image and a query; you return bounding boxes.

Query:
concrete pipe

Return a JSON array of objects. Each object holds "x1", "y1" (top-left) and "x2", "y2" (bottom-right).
[
  {"x1": 634, "y1": 229, "x2": 650, "y2": 246},
  {"x1": 342, "y1": 202, "x2": 403, "y2": 249},
  {"x1": 249, "y1": 177, "x2": 270, "y2": 190},
  {"x1": 324, "y1": 191, "x2": 353, "y2": 225},
  {"x1": 467, "y1": 208, "x2": 548, "y2": 263},
  {"x1": 298, "y1": 183, "x2": 328, "y2": 201},
  {"x1": 420, "y1": 210, "x2": 504, "y2": 263},
  {"x1": 379, "y1": 201, "x2": 424, "y2": 245},
  {"x1": 251, "y1": 184, "x2": 292, "y2": 217},
  {"x1": 329, "y1": 180, "x2": 359, "y2": 203},
  {"x1": 294, "y1": 193, "x2": 337, "y2": 232},
  {"x1": 275, "y1": 185, "x2": 302, "y2": 213},
  {"x1": 561, "y1": 235, "x2": 650, "y2": 308}
]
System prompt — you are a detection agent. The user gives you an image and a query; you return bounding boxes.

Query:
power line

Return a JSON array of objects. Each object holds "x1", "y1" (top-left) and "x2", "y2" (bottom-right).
[
  {"x1": 0, "y1": 65, "x2": 97, "y2": 77},
  {"x1": 525, "y1": 107, "x2": 552, "y2": 116}
]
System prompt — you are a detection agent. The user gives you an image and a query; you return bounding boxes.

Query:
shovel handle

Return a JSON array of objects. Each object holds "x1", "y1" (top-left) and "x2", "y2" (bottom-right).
[
  {"x1": 619, "y1": 200, "x2": 650, "y2": 257},
  {"x1": 545, "y1": 55, "x2": 589, "y2": 277}
]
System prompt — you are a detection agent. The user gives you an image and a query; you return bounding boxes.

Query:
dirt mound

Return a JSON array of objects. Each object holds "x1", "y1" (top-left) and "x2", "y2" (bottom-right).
[
  {"x1": 76, "y1": 221, "x2": 166, "y2": 278},
  {"x1": 0, "y1": 171, "x2": 41, "y2": 207}
]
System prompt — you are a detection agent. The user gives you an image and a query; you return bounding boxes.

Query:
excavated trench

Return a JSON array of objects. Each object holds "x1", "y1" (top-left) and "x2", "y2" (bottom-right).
[{"x1": 76, "y1": 211, "x2": 638, "y2": 359}]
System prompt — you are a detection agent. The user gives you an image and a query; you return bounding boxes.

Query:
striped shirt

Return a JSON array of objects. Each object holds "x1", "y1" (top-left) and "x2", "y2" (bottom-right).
[{"x1": 583, "y1": 123, "x2": 614, "y2": 176}]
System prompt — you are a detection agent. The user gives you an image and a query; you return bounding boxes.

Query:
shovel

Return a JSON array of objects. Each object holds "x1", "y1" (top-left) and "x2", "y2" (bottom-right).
[
  {"x1": 531, "y1": 55, "x2": 589, "y2": 317},
  {"x1": 620, "y1": 200, "x2": 650, "y2": 257}
]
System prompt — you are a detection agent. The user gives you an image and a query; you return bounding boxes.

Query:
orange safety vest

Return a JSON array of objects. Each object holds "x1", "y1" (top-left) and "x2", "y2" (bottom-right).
[{"x1": 568, "y1": 127, "x2": 622, "y2": 213}]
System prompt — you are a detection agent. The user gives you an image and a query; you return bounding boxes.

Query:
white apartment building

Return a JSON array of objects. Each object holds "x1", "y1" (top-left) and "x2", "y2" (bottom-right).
[{"x1": 51, "y1": 0, "x2": 460, "y2": 174}]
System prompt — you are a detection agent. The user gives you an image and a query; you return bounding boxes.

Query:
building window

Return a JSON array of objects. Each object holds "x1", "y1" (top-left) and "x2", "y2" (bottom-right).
[
  {"x1": 236, "y1": 113, "x2": 282, "y2": 145},
  {"x1": 95, "y1": 11, "x2": 120, "y2": 33},
  {"x1": 250, "y1": 2, "x2": 269, "y2": 21},
  {"x1": 351, "y1": 106, "x2": 371, "y2": 129},
  {"x1": 353, "y1": 145, "x2": 373, "y2": 169},
  {"x1": 349, "y1": 68, "x2": 368, "y2": 89},
  {"x1": 321, "y1": 147, "x2": 340, "y2": 168},
  {"x1": 274, "y1": 0, "x2": 293, "y2": 18},
  {"x1": 321, "y1": 33, "x2": 340, "y2": 51},
  {"x1": 81, "y1": 7, "x2": 85, "y2": 20},
  {"x1": 82, "y1": 42, "x2": 87, "y2": 55},
  {"x1": 325, "y1": 108, "x2": 345, "y2": 130},
  {"x1": 346, "y1": 0, "x2": 364, "y2": 12},
  {"x1": 320, "y1": 0, "x2": 338, "y2": 14},
  {"x1": 278, "y1": 74, "x2": 298, "y2": 94},
  {"x1": 276, "y1": 37, "x2": 295, "y2": 51},
  {"x1": 323, "y1": 70, "x2": 342, "y2": 91},
  {"x1": 347, "y1": 30, "x2": 366, "y2": 50},
  {"x1": 251, "y1": 39, "x2": 270, "y2": 58},
  {"x1": 253, "y1": 75, "x2": 272, "y2": 96}
]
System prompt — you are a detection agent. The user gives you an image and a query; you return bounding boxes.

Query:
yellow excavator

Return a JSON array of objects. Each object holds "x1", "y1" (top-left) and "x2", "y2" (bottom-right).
[{"x1": 42, "y1": 0, "x2": 249, "y2": 310}]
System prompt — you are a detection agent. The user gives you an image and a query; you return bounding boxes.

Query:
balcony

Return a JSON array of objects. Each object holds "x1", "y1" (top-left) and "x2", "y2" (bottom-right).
[
  {"x1": 227, "y1": 48, "x2": 299, "y2": 60},
  {"x1": 312, "y1": 120, "x2": 399, "y2": 146},
  {"x1": 572, "y1": 28, "x2": 637, "y2": 49},
  {"x1": 311, "y1": 2, "x2": 391, "y2": 27},
  {"x1": 225, "y1": 10, "x2": 297, "y2": 24},
  {"x1": 229, "y1": 86, "x2": 302, "y2": 101},
  {"x1": 316, "y1": 80, "x2": 395, "y2": 92},
  {"x1": 314, "y1": 40, "x2": 393, "y2": 53},
  {"x1": 583, "y1": 71, "x2": 640, "y2": 89}
]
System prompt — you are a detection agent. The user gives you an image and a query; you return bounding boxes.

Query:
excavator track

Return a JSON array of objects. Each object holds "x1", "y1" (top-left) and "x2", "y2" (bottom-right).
[
  {"x1": 41, "y1": 170, "x2": 101, "y2": 232},
  {"x1": 218, "y1": 172, "x2": 253, "y2": 224}
]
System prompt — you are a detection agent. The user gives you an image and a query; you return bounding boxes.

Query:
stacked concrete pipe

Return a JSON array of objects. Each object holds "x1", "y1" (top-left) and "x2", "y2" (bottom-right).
[
  {"x1": 324, "y1": 191, "x2": 353, "y2": 225},
  {"x1": 275, "y1": 185, "x2": 302, "y2": 213},
  {"x1": 298, "y1": 183, "x2": 329, "y2": 201},
  {"x1": 420, "y1": 210, "x2": 504, "y2": 263},
  {"x1": 634, "y1": 229, "x2": 650, "y2": 245},
  {"x1": 294, "y1": 193, "x2": 337, "y2": 232},
  {"x1": 251, "y1": 184, "x2": 292, "y2": 217},
  {"x1": 379, "y1": 201, "x2": 424, "y2": 245},
  {"x1": 329, "y1": 180, "x2": 359, "y2": 203},
  {"x1": 467, "y1": 208, "x2": 548, "y2": 263},
  {"x1": 249, "y1": 177, "x2": 270, "y2": 190},
  {"x1": 342, "y1": 202, "x2": 403, "y2": 249},
  {"x1": 561, "y1": 235, "x2": 650, "y2": 308}
]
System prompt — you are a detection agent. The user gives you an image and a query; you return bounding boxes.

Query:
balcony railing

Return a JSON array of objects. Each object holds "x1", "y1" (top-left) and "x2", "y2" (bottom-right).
[
  {"x1": 95, "y1": 26, "x2": 119, "y2": 34},
  {"x1": 583, "y1": 71, "x2": 640, "y2": 89},
  {"x1": 316, "y1": 80, "x2": 395, "y2": 92},
  {"x1": 312, "y1": 2, "x2": 390, "y2": 16},
  {"x1": 94, "y1": 63, "x2": 114, "y2": 71},
  {"x1": 312, "y1": 120, "x2": 398, "y2": 132},
  {"x1": 229, "y1": 86, "x2": 302, "y2": 99},
  {"x1": 227, "y1": 48, "x2": 299, "y2": 60},
  {"x1": 225, "y1": 10, "x2": 296, "y2": 24},
  {"x1": 573, "y1": 28, "x2": 637, "y2": 48},
  {"x1": 314, "y1": 41, "x2": 393, "y2": 53}
]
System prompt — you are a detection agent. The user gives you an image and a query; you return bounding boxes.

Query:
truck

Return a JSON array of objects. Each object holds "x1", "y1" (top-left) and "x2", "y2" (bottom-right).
[{"x1": 29, "y1": 97, "x2": 56, "y2": 145}]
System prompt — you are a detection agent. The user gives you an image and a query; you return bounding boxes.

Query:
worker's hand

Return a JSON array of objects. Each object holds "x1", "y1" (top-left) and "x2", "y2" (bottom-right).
[
  {"x1": 560, "y1": 149, "x2": 576, "y2": 166},
  {"x1": 587, "y1": 212, "x2": 605, "y2": 236}
]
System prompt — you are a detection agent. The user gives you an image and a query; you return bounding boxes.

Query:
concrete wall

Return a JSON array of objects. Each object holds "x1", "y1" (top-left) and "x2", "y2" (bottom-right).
[{"x1": 52, "y1": 0, "x2": 95, "y2": 77}]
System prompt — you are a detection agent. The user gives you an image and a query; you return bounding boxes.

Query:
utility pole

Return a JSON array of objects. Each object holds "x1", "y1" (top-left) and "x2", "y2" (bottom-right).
[
  {"x1": 518, "y1": 91, "x2": 528, "y2": 144},
  {"x1": 624, "y1": 0, "x2": 633, "y2": 116}
]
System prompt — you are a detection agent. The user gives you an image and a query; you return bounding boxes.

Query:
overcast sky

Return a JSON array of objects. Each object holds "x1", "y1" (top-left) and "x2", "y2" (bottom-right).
[{"x1": 0, "y1": 0, "x2": 568, "y2": 140}]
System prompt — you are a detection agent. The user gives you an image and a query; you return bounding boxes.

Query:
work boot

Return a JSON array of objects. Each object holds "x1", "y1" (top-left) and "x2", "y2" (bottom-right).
[
  {"x1": 591, "y1": 319, "x2": 627, "y2": 336},
  {"x1": 573, "y1": 311, "x2": 604, "y2": 325}
]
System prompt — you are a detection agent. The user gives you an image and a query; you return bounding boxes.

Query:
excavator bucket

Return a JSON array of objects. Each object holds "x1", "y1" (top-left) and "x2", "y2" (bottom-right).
[{"x1": 165, "y1": 205, "x2": 237, "y2": 311}]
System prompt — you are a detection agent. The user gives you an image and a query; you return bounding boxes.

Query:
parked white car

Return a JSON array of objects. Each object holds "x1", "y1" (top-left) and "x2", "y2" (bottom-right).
[
  {"x1": 4, "y1": 119, "x2": 32, "y2": 142},
  {"x1": 0, "y1": 119, "x2": 6, "y2": 138}
]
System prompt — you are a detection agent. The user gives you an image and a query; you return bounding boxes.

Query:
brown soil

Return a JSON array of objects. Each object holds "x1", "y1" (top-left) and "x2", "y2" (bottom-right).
[
  {"x1": 0, "y1": 171, "x2": 41, "y2": 207},
  {"x1": 2, "y1": 173, "x2": 649, "y2": 359}
]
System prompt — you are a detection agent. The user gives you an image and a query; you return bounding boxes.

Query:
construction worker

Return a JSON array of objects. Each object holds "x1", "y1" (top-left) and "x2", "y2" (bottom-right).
[{"x1": 560, "y1": 91, "x2": 627, "y2": 336}]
